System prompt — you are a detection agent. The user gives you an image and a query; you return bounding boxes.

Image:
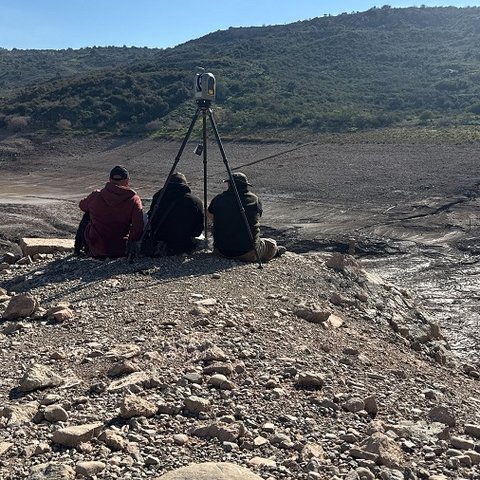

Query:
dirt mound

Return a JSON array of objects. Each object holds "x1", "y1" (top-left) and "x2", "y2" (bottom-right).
[{"x1": 0, "y1": 250, "x2": 479, "y2": 479}]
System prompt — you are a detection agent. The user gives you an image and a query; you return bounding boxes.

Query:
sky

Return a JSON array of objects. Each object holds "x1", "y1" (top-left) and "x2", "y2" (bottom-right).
[{"x1": 1, "y1": 0, "x2": 478, "y2": 50}]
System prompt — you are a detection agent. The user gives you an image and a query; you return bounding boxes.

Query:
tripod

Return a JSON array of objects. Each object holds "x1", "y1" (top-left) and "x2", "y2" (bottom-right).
[{"x1": 141, "y1": 99, "x2": 263, "y2": 268}]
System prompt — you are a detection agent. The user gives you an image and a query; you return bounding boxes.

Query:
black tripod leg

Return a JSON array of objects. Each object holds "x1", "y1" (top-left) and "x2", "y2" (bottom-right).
[
  {"x1": 207, "y1": 108, "x2": 263, "y2": 269},
  {"x1": 141, "y1": 107, "x2": 202, "y2": 246},
  {"x1": 202, "y1": 109, "x2": 208, "y2": 242}
]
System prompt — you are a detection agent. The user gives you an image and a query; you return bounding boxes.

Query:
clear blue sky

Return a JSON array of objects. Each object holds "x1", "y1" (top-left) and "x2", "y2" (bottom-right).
[{"x1": 1, "y1": 0, "x2": 478, "y2": 50}]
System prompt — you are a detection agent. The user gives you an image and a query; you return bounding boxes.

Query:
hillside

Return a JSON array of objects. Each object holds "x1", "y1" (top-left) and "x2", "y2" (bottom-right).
[
  {"x1": 0, "y1": 47, "x2": 163, "y2": 96},
  {"x1": 1, "y1": 6, "x2": 480, "y2": 136}
]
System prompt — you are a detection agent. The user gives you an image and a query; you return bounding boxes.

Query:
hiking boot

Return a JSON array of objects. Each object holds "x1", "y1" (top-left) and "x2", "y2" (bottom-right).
[{"x1": 275, "y1": 245, "x2": 287, "y2": 257}]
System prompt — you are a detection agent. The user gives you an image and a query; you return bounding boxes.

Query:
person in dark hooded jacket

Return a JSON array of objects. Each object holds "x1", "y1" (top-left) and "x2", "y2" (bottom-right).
[
  {"x1": 145, "y1": 172, "x2": 204, "y2": 256},
  {"x1": 75, "y1": 165, "x2": 144, "y2": 258},
  {"x1": 207, "y1": 172, "x2": 285, "y2": 262}
]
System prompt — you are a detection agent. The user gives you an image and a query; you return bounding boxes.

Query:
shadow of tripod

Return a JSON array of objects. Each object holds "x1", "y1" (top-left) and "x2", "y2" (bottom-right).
[{"x1": 141, "y1": 98, "x2": 263, "y2": 268}]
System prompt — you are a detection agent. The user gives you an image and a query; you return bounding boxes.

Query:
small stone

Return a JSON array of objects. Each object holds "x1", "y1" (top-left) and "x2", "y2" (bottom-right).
[
  {"x1": 203, "y1": 362, "x2": 234, "y2": 376},
  {"x1": 324, "y1": 313, "x2": 344, "y2": 329},
  {"x1": 465, "y1": 450, "x2": 480, "y2": 465},
  {"x1": 100, "y1": 430, "x2": 128, "y2": 451},
  {"x1": 296, "y1": 372, "x2": 324, "y2": 388},
  {"x1": 107, "y1": 371, "x2": 151, "y2": 392},
  {"x1": 248, "y1": 457, "x2": 277, "y2": 468},
  {"x1": 208, "y1": 373, "x2": 235, "y2": 390},
  {"x1": 47, "y1": 307, "x2": 74, "y2": 323},
  {"x1": 253, "y1": 436, "x2": 269, "y2": 447},
  {"x1": 184, "y1": 395, "x2": 211, "y2": 413},
  {"x1": 119, "y1": 393, "x2": 157, "y2": 418},
  {"x1": 360, "y1": 432, "x2": 404, "y2": 469},
  {"x1": 301, "y1": 442, "x2": 325, "y2": 461},
  {"x1": 75, "y1": 461, "x2": 106, "y2": 477},
  {"x1": 20, "y1": 237, "x2": 74, "y2": 256},
  {"x1": 428, "y1": 406, "x2": 456, "y2": 427},
  {"x1": 203, "y1": 346, "x2": 229, "y2": 362},
  {"x1": 190, "y1": 305, "x2": 210, "y2": 316},
  {"x1": 145, "y1": 455, "x2": 160, "y2": 466},
  {"x1": 195, "y1": 298, "x2": 217, "y2": 306},
  {"x1": 0, "y1": 442, "x2": 13, "y2": 456},
  {"x1": 43, "y1": 404, "x2": 69, "y2": 423},
  {"x1": 262, "y1": 422, "x2": 276, "y2": 433},
  {"x1": 465, "y1": 424, "x2": 480, "y2": 439},
  {"x1": 270, "y1": 433, "x2": 294, "y2": 449},
  {"x1": 364, "y1": 396, "x2": 378, "y2": 416},
  {"x1": 173, "y1": 434, "x2": 189, "y2": 445},
  {"x1": 350, "y1": 467, "x2": 375, "y2": 480},
  {"x1": 344, "y1": 397, "x2": 365, "y2": 413},
  {"x1": 294, "y1": 306, "x2": 331, "y2": 324},
  {"x1": 105, "y1": 344, "x2": 141, "y2": 360},
  {"x1": 2, "y1": 402, "x2": 38, "y2": 425},
  {"x1": 107, "y1": 360, "x2": 139, "y2": 378},
  {"x1": 191, "y1": 422, "x2": 244, "y2": 443},
  {"x1": 2, "y1": 253, "x2": 20, "y2": 264}
]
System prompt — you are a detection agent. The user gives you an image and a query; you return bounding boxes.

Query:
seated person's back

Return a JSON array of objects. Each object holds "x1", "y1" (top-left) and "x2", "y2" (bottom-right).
[
  {"x1": 146, "y1": 172, "x2": 204, "y2": 255},
  {"x1": 77, "y1": 165, "x2": 144, "y2": 258}
]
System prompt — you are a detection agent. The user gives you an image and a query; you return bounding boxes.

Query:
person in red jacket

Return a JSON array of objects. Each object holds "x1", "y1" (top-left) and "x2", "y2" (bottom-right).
[{"x1": 75, "y1": 165, "x2": 144, "y2": 258}]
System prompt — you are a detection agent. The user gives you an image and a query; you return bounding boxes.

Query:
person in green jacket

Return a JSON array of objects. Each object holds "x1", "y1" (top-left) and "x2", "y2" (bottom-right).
[{"x1": 207, "y1": 172, "x2": 286, "y2": 262}]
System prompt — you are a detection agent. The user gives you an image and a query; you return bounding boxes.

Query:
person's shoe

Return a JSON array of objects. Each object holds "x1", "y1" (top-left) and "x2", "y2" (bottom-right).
[{"x1": 275, "y1": 245, "x2": 287, "y2": 257}]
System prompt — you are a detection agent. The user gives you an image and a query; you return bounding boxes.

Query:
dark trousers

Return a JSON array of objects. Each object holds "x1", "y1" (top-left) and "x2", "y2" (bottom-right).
[{"x1": 74, "y1": 212, "x2": 90, "y2": 253}]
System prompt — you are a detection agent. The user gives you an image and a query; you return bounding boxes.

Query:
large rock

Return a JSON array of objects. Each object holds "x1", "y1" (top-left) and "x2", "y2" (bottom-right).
[
  {"x1": 20, "y1": 237, "x2": 74, "y2": 256},
  {"x1": 156, "y1": 462, "x2": 262, "y2": 479},
  {"x1": 52, "y1": 422, "x2": 103, "y2": 448},
  {"x1": 360, "y1": 432, "x2": 404, "y2": 469},
  {"x1": 18, "y1": 364, "x2": 64, "y2": 392},
  {"x1": 2, "y1": 293, "x2": 38, "y2": 320},
  {"x1": 2, "y1": 402, "x2": 39, "y2": 425}
]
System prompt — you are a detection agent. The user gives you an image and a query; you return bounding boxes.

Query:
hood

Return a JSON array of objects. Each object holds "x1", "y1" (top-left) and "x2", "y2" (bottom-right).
[
  {"x1": 162, "y1": 182, "x2": 191, "y2": 201},
  {"x1": 100, "y1": 182, "x2": 136, "y2": 207}
]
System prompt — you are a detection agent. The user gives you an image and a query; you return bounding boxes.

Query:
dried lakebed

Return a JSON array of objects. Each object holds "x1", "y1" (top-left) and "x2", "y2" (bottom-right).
[{"x1": 1, "y1": 135, "x2": 479, "y2": 362}]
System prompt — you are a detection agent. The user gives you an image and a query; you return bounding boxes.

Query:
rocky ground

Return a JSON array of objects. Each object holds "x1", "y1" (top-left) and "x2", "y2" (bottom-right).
[
  {"x1": 0, "y1": 248, "x2": 479, "y2": 480},
  {"x1": 0, "y1": 133, "x2": 480, "y2": 479}
]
